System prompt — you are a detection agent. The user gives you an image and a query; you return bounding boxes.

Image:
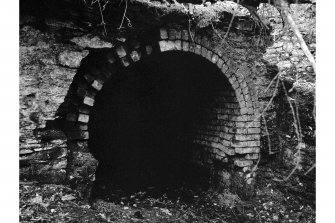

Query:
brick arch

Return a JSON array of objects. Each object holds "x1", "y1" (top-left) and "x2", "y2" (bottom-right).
[{"x1": 62, "y1": 27, "x2": 261, "y2": 169}]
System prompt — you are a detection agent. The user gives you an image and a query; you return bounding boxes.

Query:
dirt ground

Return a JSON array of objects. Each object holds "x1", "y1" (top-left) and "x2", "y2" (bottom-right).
[{"x1": 19, "y1": 160, "x2": 315, "y2": 223}]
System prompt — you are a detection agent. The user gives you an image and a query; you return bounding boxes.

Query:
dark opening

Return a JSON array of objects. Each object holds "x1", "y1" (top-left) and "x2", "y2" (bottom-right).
[{"x1": 89, "y1": 51, "x2": 231, "y2": 199}]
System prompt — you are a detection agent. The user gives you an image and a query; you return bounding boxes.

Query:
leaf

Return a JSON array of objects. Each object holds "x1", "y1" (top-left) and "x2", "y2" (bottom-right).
[
  {"x1": 30, "y1": 195, "x2": 43, "y2": 204},
  {"x1": 61, "y1": 194, "x2": 76, "y2": 201}
]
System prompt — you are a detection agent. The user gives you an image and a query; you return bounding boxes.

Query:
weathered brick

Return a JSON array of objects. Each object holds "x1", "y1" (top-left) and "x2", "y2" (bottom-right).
[
  {"x1": 234, "y1": 159, "x2": 253, "y2": 167},
  {"x1": 181, "y1": 30, "x2": 189, "y2": 40},
  {"x1": 247, "y1": 141, "x2": 260, "y2": 147},
  {"x1": 231, "y1": 141, "x2": 248, "y2": 148},
  {"x1": 145, "y1": 45, "x2": 153, "y2": 55},
  {"x1": 66, "y1": 113, "x2": 77, "y2": 122},
  {"x1": 248, "y1": 128, "x2": 261, "y2": 134},
  {"x1": 76, "y1": 87, "x2": 87, "y2": 97},
  {"x1": 83, "y1": 74, "x2": 94, "y2": 84},
  {"x1": 159, "y1": 40, "x2": 176, "y2": 52},
  {"x1": 120, "y1": 57, "x2": 131, "y2": 67},
  {"x1": 129, "y1": 50, "x2": 141, "y2": 62},
  {"x1": 106, "y1": 52, "x2": 116, "y2": 64},
  {"x1": 195, "y1": 44, "x2": 202, "y2": 55},
  {"x1": 83, "y1": 96, "x2": 94, "y2": 106},
  {"x1": 174, "y1": 40, "x2": 182, "y2": 50},
  {"x1": 78, "y1": 114, "x2": 89, "y2": 123},
  {"x1": 194, "y1": 35, "x2": 202, "y2": 44},
  {"x1": 201, "y1": 47, "x2": 208, "y2": 57},
  {"x1": 245, "y1": 153, "x2": 259, "y2": 160},
  {"x1": 206, "y1": 50, "x2": 213, "y2": 61},
  {"x1": 217, "y1": 58, "x2": 224, "y2": 69},
  {"x1": 91, "y1": 79, "x2": 103, "y2": 91},
  {"x1": 182, "y1": 41, "x2": 189, "y2": 51},
  {"x1": 221, "y1": 63, "x2": 229, "y2": 74},
  {"x1": 189, "y1": 42, "x2": 195, "y2": 53},
  {"x1": 115, "y1": 45, "x2": 127, "y2": 58},
  {"x1": 160, "y1": 28, "x2": 168, "y2": 39},
  {"x1": 211, "y1": 54, "x2": 219, "y2": 64},
  {"x1": 235, "y1": 147, "x2": 260, "y2": 154}
]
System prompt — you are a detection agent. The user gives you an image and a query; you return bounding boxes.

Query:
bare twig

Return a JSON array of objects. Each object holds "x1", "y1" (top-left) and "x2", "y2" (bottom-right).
[
  {"x1": 224, "y1": 13, "x2": 236, "y2": 39},
  {"x1": 304, "y1": 163, "x2": 315, "y2": 175},
  {"x1": 97, "y1": 0, "x2": 107, "y2": 36},
  {"x1": 118, "y1": 0, "x2": 128, "y2": 29}
]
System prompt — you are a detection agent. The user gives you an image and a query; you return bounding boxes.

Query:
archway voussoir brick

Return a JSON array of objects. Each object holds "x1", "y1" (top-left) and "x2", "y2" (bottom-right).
[
  {"x1": 234, "y1": 159, "x2": 253, "y2": 167},
  {"x1": 189, "y1": 42, "x2": 196, "y2": 53},
  {"x1": 78, "y1": 114, "x2": 89, "y2": 123},
  {"x1": 83, "y1": 96, "x2": 94, "y2": 107},
  {"x1": 195, "y1": 44, "x2": 202, "y2": 55},
  {"x1": 120, "y1": 56, "x2": 131, "y2": 67},
  {"x1": 201, "y1": 36, "x2": 210, "y2": 48},
  {"x1": 194, "y1": 34, "x2": 202, "y2": 44},
  {"x1": 145, "y1": 45, "x2": 153, "y2": 55},
  {"x1": 160, "y1": 28, "x2": 168, "y2": 40},
  {"x1": 181, "y1": 41, "x2": 189, "y2": 52},
  {"x1": 211, "y1": 54, "x2": 219, "y2": 64},
  {"x1": 245, "y1": 153, "x2": 259, "y2": 160},
  {"x1": 216, "y1": 58, "x2": 224, "y2": 69},
  {"x1": 174, "y1": 40, "x2": 182, "y2": 51},
  {"x1": 181, "y1": 29, "x2": 189, "y2": 41},
  {"x1": 201, "y1": 46, "x2": 208, "y2": 58},
  {"x1": 206, "y1": 50, "x2": 213, "y2": 61},
  {"x1": 115, "y1": 45, "x2": 127, "y2": 58},
  {"x1": 129, "y1": 50, "x2": 142, "y2": 62},
  {"x1": 66, "y1": 113, "x2": 78, "y2": 122}
]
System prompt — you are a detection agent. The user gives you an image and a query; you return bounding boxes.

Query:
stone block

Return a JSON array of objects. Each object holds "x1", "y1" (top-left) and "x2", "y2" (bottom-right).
[{"x1": 115, "y1": 45, "x2": 127, "y2": 58}]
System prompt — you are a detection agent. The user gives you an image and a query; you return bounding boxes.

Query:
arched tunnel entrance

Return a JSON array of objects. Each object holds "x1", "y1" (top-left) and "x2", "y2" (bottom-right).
[{"x1": 89, "y1": 51, "x2": 239, "y2": 197}]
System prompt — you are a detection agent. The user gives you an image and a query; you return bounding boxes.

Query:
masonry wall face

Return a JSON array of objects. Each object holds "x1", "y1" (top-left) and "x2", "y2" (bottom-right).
[{"x1": 19, "y1": 22, "x2": 273, "y2": 197}]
